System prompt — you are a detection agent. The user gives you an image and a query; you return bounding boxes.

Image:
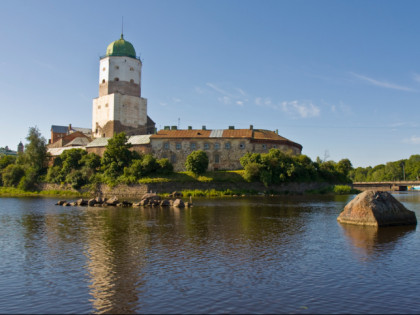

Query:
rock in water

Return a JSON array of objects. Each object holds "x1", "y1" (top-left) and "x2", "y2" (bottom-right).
[{"x1": 338, "y1": 190, "x2": 417, "y2": 227}]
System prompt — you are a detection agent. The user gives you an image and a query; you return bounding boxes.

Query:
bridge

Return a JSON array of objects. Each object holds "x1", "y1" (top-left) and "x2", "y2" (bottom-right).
[{"x1": 353, "y1": 181, "x2": 420, "y2": 191}]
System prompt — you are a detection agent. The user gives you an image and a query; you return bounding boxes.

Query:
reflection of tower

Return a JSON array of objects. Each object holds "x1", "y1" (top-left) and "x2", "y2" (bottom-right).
[
  {"x1": 83, "y1": 210, "x2": 149, "y2": 313},
  {"x1": 17, "y1": 141, "x2": 24, "y2": 153},
  {"x1": 92, "y1": 33, "x2": 155, "y2": 138}
]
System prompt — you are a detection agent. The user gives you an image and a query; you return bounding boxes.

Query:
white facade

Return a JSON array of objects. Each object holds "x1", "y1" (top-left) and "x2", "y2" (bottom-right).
[
  {"x1": 92, "y1": 53, "x2": 148, "y2": 137},
  {"x1": 92, "y1": 94, "x2": 147, "y2": 132},
  {"x1": 99, "y1": 56, "x2": 141, "y2": 86}
]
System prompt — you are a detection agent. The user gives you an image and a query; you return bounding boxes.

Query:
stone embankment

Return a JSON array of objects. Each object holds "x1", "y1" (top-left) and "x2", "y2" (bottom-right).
[
  {"x1": 41, "y1": 182, "x2": 333, "y2": 198},
  {"x1": 337, "y1": 190, "x2": 417, "y2": 227},
  {"x1": 55, "y1": 192, "x2": 192, "y2": 208}
]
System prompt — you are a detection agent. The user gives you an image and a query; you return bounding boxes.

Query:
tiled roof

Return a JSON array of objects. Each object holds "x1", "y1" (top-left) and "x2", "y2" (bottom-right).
[
  {"x1": 72, "y1": 127, "x2": 92, "y2": 134},
  {"x1": 151, "y1": 129, "x2": 212, "y2": 139},
  {"x1": 151, "y1": 128, "x2": 292, "y2": 142},
  {"x1": 86, "y1": 138, "x2": 110, "y2": 147},
  {"x1": 48, "y1": 147, "x2": 86, "y2": 156},
  {"x1": 51, "y1": 125, "x2": 68, "y2": 133},
  {"x1": 222, "y1": 129, "x2": 253, "y2": 138},
  {"x1": 64, "y1": 137, "x2": 90, "y2": 147},
  {"x1": 128, "y1": 135, "x2": 152, "y2": 145},
  {"x1": 253, "y1": 129, "x2": 288, "y2": 141}
]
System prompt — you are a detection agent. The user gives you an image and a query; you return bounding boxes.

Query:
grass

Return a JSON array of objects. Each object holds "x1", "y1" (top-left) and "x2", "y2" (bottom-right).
[
  {"x1": 160, "y1": 188, "x2": 259, "y2": 198},
  {"x1": 137, "y1": 170, "x2": 246, "y2": 184},
  {"x1": 0, "y1": 187, "x2": 89, "y2": 198},
  {"x1": 306, "y1": 185, "x2": 361, "y2": 195}
]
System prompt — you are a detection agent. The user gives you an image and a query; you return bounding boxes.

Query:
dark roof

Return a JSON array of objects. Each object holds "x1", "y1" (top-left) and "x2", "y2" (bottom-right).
[{"x1": 51, "y1": 125, "x2": 68, "y2": 133}]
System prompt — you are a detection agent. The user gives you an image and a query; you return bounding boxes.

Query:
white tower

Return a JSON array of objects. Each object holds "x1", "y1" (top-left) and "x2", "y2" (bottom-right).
[{"x1": 92, "y1": 34, "x2": 154, "y2": 137}]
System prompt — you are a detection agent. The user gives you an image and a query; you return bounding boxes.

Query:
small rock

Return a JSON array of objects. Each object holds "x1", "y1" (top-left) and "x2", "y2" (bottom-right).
[
  {"x1": 69, "y1": 202, "x2": 77, "y2": 206},
  {"x1": 88, "y1": 199, "x2": 96, "y2": 206},
  {"x1": 62, "y1": 202, "x2": 70, "y2": 207},
  {"x1": 160, "y1": 199, "x2": 170, "y2": 207},
  {"x1": 76, "y1": 199, "x2": 88, "y2": 206},
  {"x1": 56, "y1": 200, "x2": 67, "y2": 206},
  {"x1": 173, "y1": 199, "x2": 185, "y2": 208},
  {"x1": 106, "y1": 196, "x2": 119, "y2": 206}
]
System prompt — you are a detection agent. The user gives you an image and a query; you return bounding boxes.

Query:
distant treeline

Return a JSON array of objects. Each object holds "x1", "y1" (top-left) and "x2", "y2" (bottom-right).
[{"x1": 349, "y1": 155, "x2": 420, "y2": 182}]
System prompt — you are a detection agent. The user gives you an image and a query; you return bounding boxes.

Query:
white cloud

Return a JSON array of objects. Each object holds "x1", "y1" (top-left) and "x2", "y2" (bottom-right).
[
  {"x1": 404, "y1": 135, "x2": 420, "y2": 144},
  {"x1": 281, "y1": 100, "x2": 320, "y2": 118},
  {"x1": 413, "y1": 73, "x2": 420, "y2": 84},
  {"x1": 172, "y1": 97, "x2": 181, "y2": 103},
  {"x1": 351, "y1": 72, "x2": 414, "y2": 91},
  {"x1": 205, "y1": 82, "x2": 247, "y2": 106}
]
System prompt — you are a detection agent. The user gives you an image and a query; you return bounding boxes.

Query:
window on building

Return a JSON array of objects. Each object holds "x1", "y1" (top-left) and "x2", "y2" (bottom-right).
[
  {"x1": 190, "y1": 143, "x2": 196, "y2": 150},
  {"x1": 176, "y1": 143, "x2": 181, "y2": 150},
  {"x1": 102, "y1": 79, "x2": 105, "y2": 84},
  {"x1": 272, "y1": 145, "x2": 276, "y2": 149},
  {"x1": 225, "y1": 142, "x2": 231, "y2": 149},
  {"x1": 102, "y1": 67, "x2": 106, "y2": 71},
  {"x1": 115, "y1": 66, "x2": 119, "y2": 70},
  {"x1": 239, "y1": 142, "x2": 245, "y2": 149},
  {"x1": 262, "y1": 144, "x2": 267, "y2": 149},
  {"x1": 162, "y1": 154, "x2": 167, "y2": 159},
  {"x1": 171, "y1": 154, "x2": 176, "y2": 164},
  {"x1": 114, "y1": 77, "x2": 119, "y2": 81},
  {"x1": 164, "y1": 142, "x2": 169, "y2": 150},
  {"x1": 214, "y1": 154, "x2": 220, "y2": 163},
  {"x1": 130, "y1": 67, "x2": 134, "y2": 71},
  {"x1": 130, "y1": 79, "x2": 134, "y2": 83},
  {"x1": 214, "y1": 143, "x2": 220, "y2": 150},
  {"x1": 204, "y1": 143, "x2": 210, "y2": 150}
]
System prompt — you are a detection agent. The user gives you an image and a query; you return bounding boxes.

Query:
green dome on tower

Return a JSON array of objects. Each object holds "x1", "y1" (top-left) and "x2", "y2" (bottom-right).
[{"x1": 105, "y1": 34, "x2": 136, "y2": 58}]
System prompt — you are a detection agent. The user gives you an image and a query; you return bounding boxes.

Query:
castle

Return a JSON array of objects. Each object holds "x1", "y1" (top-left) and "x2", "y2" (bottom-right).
[{"x1": 47, "y1": 34, "x2": 302, "y2": 171}]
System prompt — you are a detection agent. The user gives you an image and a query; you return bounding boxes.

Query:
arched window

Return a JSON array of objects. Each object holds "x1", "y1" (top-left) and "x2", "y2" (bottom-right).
[
  {"x1": 102, "y1": 79, "x2": 105, "y2": 84},
  {"x1": 130, "y1": 79, "x2": 134, "y2": 83}
]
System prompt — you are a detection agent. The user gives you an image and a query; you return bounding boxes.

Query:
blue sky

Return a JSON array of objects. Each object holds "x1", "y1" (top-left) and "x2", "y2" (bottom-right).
[{"x1": 1, "y1": 0, "x2": 420, "y2": 167}]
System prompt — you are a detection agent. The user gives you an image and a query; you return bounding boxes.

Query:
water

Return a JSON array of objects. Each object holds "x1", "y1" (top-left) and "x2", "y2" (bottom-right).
[{"x1": 1, "y1": 193, "x2": 420, "y2": 314}]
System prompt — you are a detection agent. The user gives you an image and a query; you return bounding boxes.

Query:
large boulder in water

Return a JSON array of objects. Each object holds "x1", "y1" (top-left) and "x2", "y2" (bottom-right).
[{"x1": 337, "y1": 190, "x2": 417, "y2": 227}]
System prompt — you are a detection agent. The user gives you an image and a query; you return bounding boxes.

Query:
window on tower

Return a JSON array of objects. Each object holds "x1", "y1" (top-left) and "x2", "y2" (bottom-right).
[
  {"x1": 115, "y1": 66, "x2": 119, "y2": 70},
  {"x1": 130, "y1": 67, "x2": 134, "y2": 71},
  {"x1": 102, "y1": 79, "x2": 105, "y2": 84},
  {"x1": 114, "y1": 78, "x2": 119, "y2": 81},
  {"x1": 130, "y1": 79, "x2": 134, "y2": 83}
]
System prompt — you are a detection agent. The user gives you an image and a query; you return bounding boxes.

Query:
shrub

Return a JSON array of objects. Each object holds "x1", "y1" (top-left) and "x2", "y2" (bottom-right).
[
  {"x1": 2, "y1": 164, "x2": 25, "y2": 187},
  {"x1": 185, "y1": 150, "x2": 209, "y2": 175}
]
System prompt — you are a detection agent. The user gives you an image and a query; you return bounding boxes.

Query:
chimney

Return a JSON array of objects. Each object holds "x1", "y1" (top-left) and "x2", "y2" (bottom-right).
[
  {"x1": 188, "y1": 126, "x2": 192, "y2": 130},
  {"x1": 202, "y1": 125, "x2": 206, "y2": 130},
  {"x1": 228, "y1": 126, "x2": 235, "y2": 130},
  {"x1": 164, "y1": 126, "x2": 170, "y2": 130},
  {"x1": 171, "y1": 126, "x2": 177, "y2": 130},
  {"x1": 250, "y1": 125, "x2": 253, "y2": 130}
]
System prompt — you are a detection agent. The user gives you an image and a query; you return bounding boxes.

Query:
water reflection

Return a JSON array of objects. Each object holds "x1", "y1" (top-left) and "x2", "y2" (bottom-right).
[{"x1": 339, "y1": 223, "x2": 416, "y2": 259}]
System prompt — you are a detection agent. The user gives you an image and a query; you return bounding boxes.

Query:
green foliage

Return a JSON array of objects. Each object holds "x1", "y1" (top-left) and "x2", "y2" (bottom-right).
[
  {"x1": 185, "y1": 150, "x2": 209, "y2": 175},
  {"x1": 101, "y1": 132, "x2": 133, "y2": 179},
  {"x1": 2, "y1": 164, "x2": 25, "y2": 187},
  {"x1": 241, "y1": 149, "x2": 351, "y2": 186},
  {"x1": 349, "y1": 155, "x2": 420, "y2": 182},
  {"x1": 18, "y1": 126, "x2": 47, "y2": 174},
  {"x1": 157, "y1": 158, "x2": 173, "y2": 174},
  {"x1": 17, "y1": 167, "x2": 38, "y2": 191},
  {"x1": 0, "y1": 155, "x2": 16, "y2": 170}
]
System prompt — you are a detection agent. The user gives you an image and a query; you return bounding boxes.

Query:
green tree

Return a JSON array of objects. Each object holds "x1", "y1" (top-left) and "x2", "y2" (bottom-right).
[
  {"x1": 185, "y1": 150, "x2": 209, "y2": 175},
  {"x1": 18, "y1": 126, "x2": 47, "y2": 174},
  {"x1": 336, "y1": 158, "x2": 353, "y2": 176},
  {"x1": 101, "y1": 132, "x2": 133, "y2": 179},
  {"x1": 2, "y1": 164, "x2": 25, "y2": 187}
]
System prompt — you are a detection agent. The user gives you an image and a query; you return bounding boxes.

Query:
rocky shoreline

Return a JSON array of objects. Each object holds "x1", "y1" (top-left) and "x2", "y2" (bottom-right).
[{"x1": 55, "y1": 192, "x2": 193, "y2": 208}]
